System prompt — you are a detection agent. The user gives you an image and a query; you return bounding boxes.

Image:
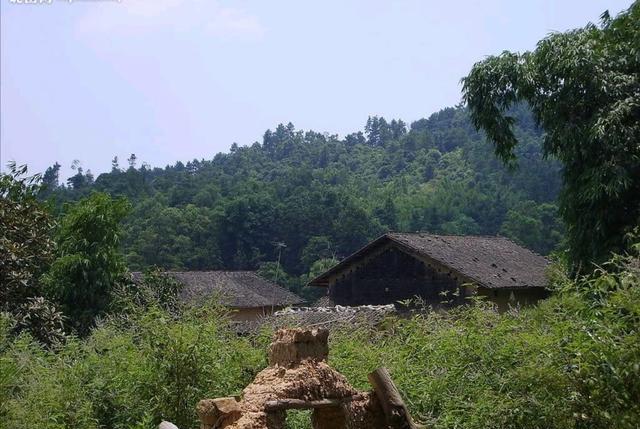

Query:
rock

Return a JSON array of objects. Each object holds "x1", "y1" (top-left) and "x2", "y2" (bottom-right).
[{"x1": 197, "y1": 397, "x2": 241, "y2": 428}]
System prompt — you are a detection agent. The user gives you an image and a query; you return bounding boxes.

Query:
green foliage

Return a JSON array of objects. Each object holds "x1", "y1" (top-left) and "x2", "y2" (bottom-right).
[
  {"x1": 500, "y1": 201, "x2": 563, "y2": 255},
  {"x1": 124, "y1": 199, "x2": 222, "y2": 270},
  {"x1": 43, "y1": 103, "x2": 563, "y2": 293},
  {"x1": 285, "y1": 410, "x2": 313, "y2": 428},
  {"x1": 2, "y1": 250, "x2": 638, "y2": 429},
  {"x1": 12, "y1": 297, "x2": 66, "y2": 347},
  {"x1": 0, "y1": 164, "x2": 65, "y2": 347},
  {"x1": 307, "y1": 258, "x2": 338, "y2": 280},
  {"x1": 110, "y1": 268, "x2": 184, "y2": 315},
  {"x1": 462, "y1": 3, "x2": 640, "y2": 271},
  {"x1": 1, "y1": 304, "x2": 264, "y2": 429},
  {"x1": 43, "y1": 193, "x2": 131, "y2": 334},
  {"x1": 328, "y1": 251, "x2": 640, "y2": 428},
  {"x1": 0, "y1": 163, "x2": 55, "y2": 310},
  {"x1": 300, "y1": 236, "x2": 335, "y2": 269}
]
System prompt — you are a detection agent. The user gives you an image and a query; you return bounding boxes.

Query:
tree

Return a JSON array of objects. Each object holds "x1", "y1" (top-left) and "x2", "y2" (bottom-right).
[
  {"x1": 40, "y1": 162, "x2": 61, "y2": 197},
  {"x1": 111, "y1": 156, "x2": 120, "y2": 173},
  {"x1": 365, "y1": 116, "x2": 392, "y2": 146},
  {"x1": 374, "y1": 196, "x2": 398, "y2": 230},
  {"x1": 500, "y1": 201, "x2": 563, "y2": 255},
  {"x1": 345, "y1": 131, "x2": 366, "y2": 147},
  {"x1": 127, "y1": 153, "x2": 137, "y2": 170},
  {"x1": 13, "y1": 296, "x2": 66, "y2": 346},
  {"x1": 44, "y1": 193, "x2": 131, "y2": 334},
  {"x1": 0, "y1": 163, "x2": 56, "y2": 308},
  {"x1": 390, "y1": 119, "x2": 407, "y2": 140},
  {"x1": 461, "y1": 4, "x2": 640, "y2": 271},
  {"x1": 1, "y1": 163, "x2": 65, "y2": 346},
  {"x1": 124, "y1": 202, "x2": 221, "y2": 270},
  {"x1": 300, "y1": 236, "x2": 335, "y2": 270},
  {"x1": 40, "y1": 101, "x2": 564, "y2": 280}
]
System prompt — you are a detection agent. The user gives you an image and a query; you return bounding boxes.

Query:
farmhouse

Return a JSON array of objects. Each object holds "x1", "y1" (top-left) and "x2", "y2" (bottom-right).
[
  {"x1": 131, "y1": 271, "x2": 304, "y2": 321},
  {"x1": 308, "y1": 233, "x2": 550, "y2": 310}
]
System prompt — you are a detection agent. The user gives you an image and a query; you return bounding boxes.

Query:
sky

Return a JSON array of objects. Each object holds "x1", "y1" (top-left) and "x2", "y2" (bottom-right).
[{"x1": 0, "y1": 0, "x2": 633, "y2": 180}]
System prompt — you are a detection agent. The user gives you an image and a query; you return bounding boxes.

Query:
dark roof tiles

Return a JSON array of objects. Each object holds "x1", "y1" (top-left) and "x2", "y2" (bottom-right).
[
  {"x1": 131, "y1": 271, "x2": 304, "y2": 308},
  {"x1": 309, "y1": 233, "x2": 549, "y2": 289},
  {"x1": 388, "y1": 233, "x2": 548, "y2": 288}
]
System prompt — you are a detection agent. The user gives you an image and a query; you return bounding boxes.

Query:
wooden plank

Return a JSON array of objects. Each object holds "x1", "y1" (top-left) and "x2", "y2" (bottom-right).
[{"x1": 368, "y1": 367, "x2": 418, "y2": 429}]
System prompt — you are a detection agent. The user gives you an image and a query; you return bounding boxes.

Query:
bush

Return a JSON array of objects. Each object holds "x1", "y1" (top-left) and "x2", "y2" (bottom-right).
[
  {"x1": 1, "y1": 251, "x2": 638, "y2": 429},
  {"x1": 109, "y1": 268, "x2": 184, "y2": 315},
  {"x1": 327, "y1": 251, "x2": 640, "y2": 429},
  {"x1": 1, "y1": 304, "x2": 264, "y2": 429},
  {"x1": 12, "y1": 297, "x2": 66, "y2": 347}
]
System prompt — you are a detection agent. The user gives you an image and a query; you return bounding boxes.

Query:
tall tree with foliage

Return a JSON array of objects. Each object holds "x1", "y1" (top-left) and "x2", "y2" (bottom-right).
[
  {"x1": 0, "y1": 163, "x2": 55, "y2": 308},
  {"x1": 0, "y1": 163, "x2": 66, "y2": 345},
  {"x1": 44, "y1": 193, "x2": 130, "y2": 334},
  {"x1": 462, "y1": 3, "x2": 640, "y2": 271}
]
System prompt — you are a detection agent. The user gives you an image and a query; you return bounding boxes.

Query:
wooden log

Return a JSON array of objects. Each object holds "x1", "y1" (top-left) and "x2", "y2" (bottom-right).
[
  {"x1": 158, "y1": 422, "x2": 179, "y2": 429},
  {"x1": 367, "y1": 367, "x2": 418, "y2": 429},
  {"x1": 265, "y1": 394, "x2": 365, "y2": 411}
]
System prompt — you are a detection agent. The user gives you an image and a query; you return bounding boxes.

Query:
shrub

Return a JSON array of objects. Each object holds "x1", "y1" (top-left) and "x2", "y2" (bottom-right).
[
  {"x1": 1, "y1": 251, "x2": 638, "y2": 429},
  {"x1": 328, "y1": 251, "x2": 640, "y2": 429},
  {"x1": 12, "y1": 297, "x2": 66, "y2": 347},
  {"x1": 1, "y1": 304, "x2": 264, "y2": 429}
]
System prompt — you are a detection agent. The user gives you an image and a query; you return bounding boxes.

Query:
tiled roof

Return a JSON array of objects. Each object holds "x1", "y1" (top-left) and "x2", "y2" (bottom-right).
[
  {"x1": 309, "y1": 233, "x2": 549, "y2": 289},
  {"x1": 131, "y1": 271, "x2": 305, "y2": 308}
]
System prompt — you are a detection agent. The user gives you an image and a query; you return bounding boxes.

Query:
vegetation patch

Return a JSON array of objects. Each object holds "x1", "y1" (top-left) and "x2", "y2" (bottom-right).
[{"x1": 2, "y1": 249, "x2": 638, "y2": 429}]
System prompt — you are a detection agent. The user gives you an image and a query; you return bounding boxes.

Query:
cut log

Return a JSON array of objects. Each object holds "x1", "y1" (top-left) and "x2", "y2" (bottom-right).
[
  {"x1": 367, "y1": 367, "x2": 418, "y2": 429},
  {"x1": 158, "y1": 422, "x2": 179, "y2": 429},
  {"x1": 265, "y1": 395, "x2": 365, "y2": 411}
]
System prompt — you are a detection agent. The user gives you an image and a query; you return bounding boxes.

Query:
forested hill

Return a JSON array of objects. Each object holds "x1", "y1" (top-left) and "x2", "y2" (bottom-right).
[{"x1": 42, "y1": 104, "x2": 563, "y2": 290}]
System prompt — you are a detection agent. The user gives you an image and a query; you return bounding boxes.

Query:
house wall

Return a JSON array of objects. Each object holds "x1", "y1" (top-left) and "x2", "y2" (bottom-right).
[{"x1": 329, "y1": 246, "x2": 464, "y2": 307}]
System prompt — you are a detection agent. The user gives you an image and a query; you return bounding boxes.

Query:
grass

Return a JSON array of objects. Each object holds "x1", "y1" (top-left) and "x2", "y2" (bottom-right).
[{"x1": 1, "y1": 253, "x2": 638, "y2": 429}]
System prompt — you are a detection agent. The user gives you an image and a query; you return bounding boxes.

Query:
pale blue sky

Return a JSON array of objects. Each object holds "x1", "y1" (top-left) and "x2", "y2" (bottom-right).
[{"x1": 0, "y1": 0, "x2": 632, "y2": 179}]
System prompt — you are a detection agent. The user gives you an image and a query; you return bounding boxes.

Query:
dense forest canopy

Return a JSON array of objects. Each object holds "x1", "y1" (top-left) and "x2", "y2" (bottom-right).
[{"x1": 38, "y1": 104, "x2": 563, "y2": 295}]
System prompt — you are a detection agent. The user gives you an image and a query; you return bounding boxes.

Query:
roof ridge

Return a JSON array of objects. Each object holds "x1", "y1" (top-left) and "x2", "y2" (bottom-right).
[{"x1": 387, "y1": 231, "x2": 511, "y2": 240}]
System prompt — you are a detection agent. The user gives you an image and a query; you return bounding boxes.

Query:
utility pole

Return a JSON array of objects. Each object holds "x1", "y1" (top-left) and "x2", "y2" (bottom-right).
[{"x1": 271, "y1": 241, "x2": 287, "y2": 313}]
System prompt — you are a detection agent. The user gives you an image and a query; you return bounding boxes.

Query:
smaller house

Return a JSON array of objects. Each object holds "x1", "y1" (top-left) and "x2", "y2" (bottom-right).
[
  {"x1": 132, "y1": 271, "x2": 304, "y2": 321},
  {"x1": 308, "y1": 233, "x2": 550, "y2": 311}
]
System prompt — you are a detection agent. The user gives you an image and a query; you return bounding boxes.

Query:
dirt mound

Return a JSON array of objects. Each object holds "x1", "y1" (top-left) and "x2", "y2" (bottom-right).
[{"x1": 197, "y1": 328, "x2": 385, "y2": 429}]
